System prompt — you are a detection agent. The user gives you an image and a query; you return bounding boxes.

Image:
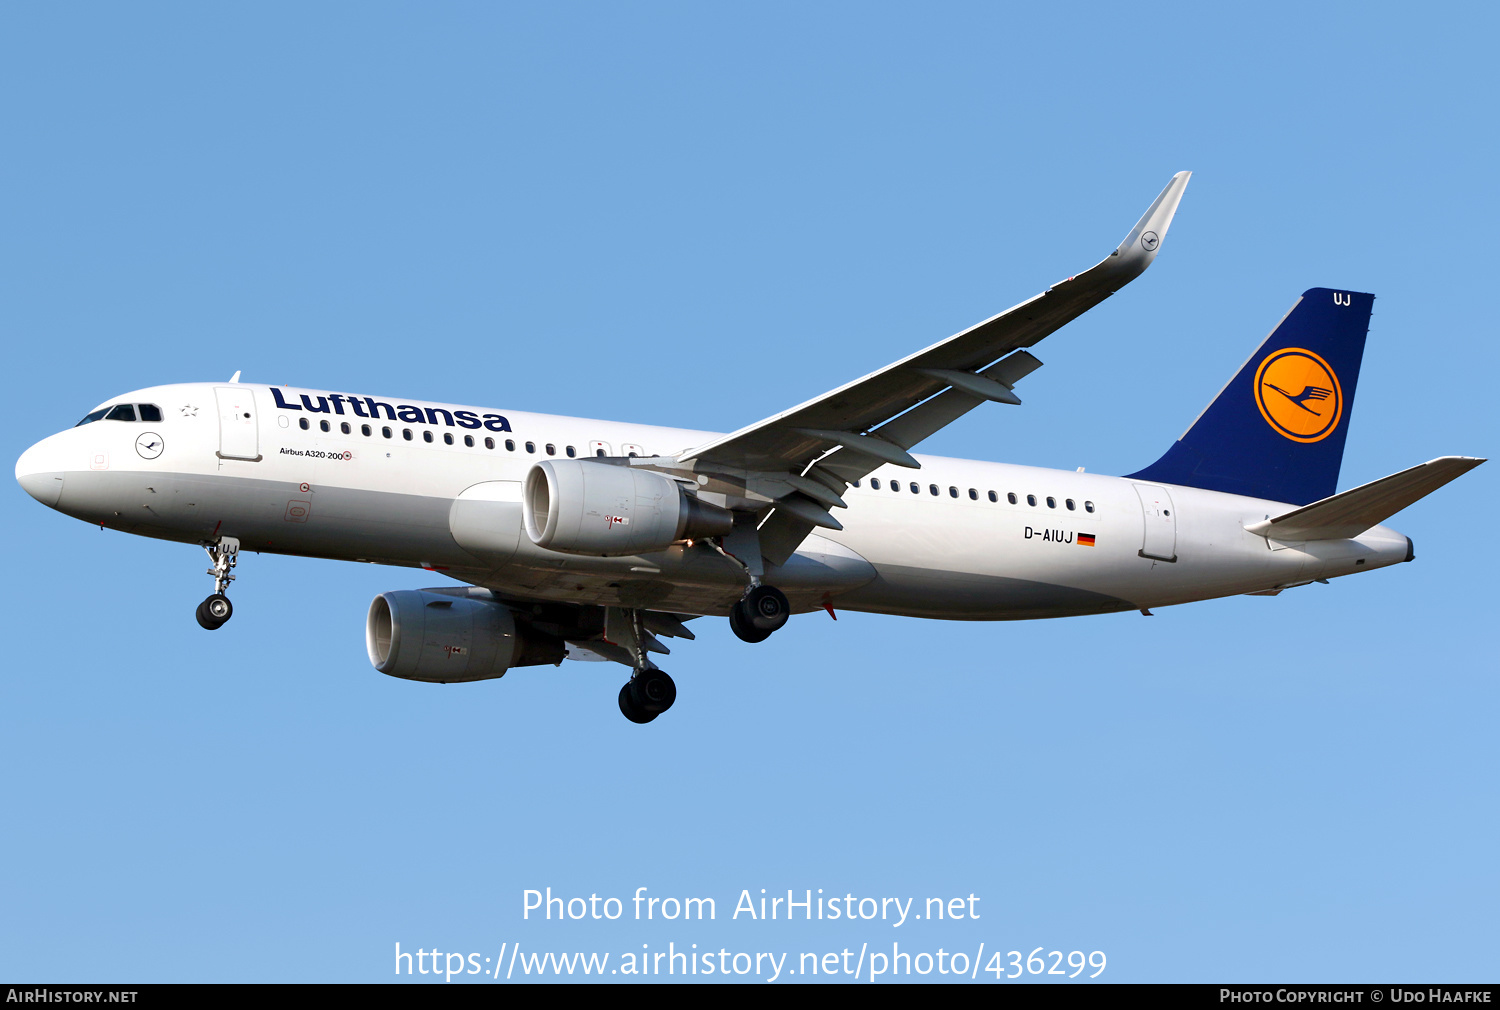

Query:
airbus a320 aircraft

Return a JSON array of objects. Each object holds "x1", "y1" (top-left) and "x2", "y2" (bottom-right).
[{"x1": 15, "y1": 173, "x2": 1484, "y2": 723}]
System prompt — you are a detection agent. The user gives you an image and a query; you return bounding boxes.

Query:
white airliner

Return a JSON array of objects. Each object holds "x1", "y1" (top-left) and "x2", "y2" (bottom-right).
[{"x1": 15, "y1": 172, "x2": 1483, "y2": 723}]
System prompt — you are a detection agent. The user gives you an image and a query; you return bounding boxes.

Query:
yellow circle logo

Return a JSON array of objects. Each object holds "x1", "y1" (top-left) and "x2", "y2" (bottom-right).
[{"x1": 1253, "y1": 347, "x2": 1342, "y2": 443}]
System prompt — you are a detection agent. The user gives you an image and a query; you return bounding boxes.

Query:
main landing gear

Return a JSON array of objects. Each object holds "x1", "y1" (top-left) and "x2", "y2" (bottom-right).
[
  {"x1": 618, "y1": 669, "x2": 677, "y2": 725},
  {"x1": 195, "y1": 536, "x2": 240, "y2": 631},
  {"x1": 729, "y1": 584, "x2": 789, "y2": 644},
  {"x1": 610, "y1": 606, "x2": 678, "y2": 724}
]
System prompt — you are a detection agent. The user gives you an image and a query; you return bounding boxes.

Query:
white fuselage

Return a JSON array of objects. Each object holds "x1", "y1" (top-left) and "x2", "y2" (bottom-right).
[{"x1": 15, "y1": 382, "x2": 1413, "y2": 620}]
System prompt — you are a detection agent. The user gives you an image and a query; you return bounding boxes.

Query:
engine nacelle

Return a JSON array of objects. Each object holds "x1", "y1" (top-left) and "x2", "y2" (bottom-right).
[
  {"x1": 366, "y1": 590, "x2": 565, "y2": 683},
  {"x1": 523, "y1": 459, "x2": 733, "y2": 557}
]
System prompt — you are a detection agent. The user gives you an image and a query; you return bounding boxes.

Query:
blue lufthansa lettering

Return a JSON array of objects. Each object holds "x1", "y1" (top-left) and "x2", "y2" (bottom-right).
[
  {"x1": 270, "y1": 387, "x2": 510, "y2": 432},
  {"x1": 365, "y1": 397, "x2": 399, "y2": 421}
]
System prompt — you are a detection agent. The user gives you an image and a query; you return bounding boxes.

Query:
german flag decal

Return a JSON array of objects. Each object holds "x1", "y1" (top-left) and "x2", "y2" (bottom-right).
[{"x1": 1077, "y1": 533, "x2": 1096, "y2": 547}]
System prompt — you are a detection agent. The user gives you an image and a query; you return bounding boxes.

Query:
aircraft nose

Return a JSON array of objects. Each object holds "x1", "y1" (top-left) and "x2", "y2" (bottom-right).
[{"x1": 16, "y1": 439, "x2": 66, "y2": 508}]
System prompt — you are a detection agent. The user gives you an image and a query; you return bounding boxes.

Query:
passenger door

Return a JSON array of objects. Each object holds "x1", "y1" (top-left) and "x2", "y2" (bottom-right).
[
  {"x1": 214, "y1": 387, "x2": 261, "y2": 461},
  {"x1": 1133, "y1": 483, "x2": 1178, "y2": 562}
]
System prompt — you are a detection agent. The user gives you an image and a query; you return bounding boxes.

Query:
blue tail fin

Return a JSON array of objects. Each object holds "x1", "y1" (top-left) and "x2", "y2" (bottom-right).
[{"x1": 1126, "y1": 288, "x2": 1373, "y2": 505}]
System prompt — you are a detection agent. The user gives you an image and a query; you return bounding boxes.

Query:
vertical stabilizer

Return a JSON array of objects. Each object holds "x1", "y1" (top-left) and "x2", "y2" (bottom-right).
[{"x1": 1126, "y1": 289, "x2": 1373, "y2": 505}]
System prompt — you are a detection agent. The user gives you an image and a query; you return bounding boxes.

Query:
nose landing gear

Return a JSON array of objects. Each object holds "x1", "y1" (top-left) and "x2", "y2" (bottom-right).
[{"x1": 196, "y1": 536, "x2": 240, "y2": 630}]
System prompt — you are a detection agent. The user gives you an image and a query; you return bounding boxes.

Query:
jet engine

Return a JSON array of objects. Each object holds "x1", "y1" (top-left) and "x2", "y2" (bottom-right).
[
  {"x1": 366, "y1": 590, "x2": 565, "y2": 683},
  {"x1": 523, "y1": 459, "x2": 733, "y2": 556}
]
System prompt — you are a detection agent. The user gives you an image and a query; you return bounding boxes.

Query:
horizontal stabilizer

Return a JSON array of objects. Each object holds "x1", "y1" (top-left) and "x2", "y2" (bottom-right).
[{"x1": 1245, "y1": 456, "x2": 1485, "y2": 541}]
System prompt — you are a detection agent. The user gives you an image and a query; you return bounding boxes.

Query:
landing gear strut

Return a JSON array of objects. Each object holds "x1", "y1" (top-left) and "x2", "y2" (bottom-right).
[
  {"x1": 196, "y1": 536, "x2": 240, "y2": 630},
  {"x1": 730, "y1": 584, "x2": 789, "y2": 643}
]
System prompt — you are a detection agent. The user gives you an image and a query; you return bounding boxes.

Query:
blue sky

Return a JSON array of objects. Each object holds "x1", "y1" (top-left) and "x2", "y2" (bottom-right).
[{"x1": 2, "y1": 3, "x2": 1495, "y2": 983}]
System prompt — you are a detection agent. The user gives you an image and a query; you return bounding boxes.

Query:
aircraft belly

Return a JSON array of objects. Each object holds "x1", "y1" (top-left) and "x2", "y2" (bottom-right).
[
  {"x1": 463, "y1": 534, "x2": 876, "y2": 617},
  {"x1": 838, "y1": 567, "x2": 1134, "y2": 620},
  {"x1": 58, "y1": 471, "x2": 470, "y2": 566}
]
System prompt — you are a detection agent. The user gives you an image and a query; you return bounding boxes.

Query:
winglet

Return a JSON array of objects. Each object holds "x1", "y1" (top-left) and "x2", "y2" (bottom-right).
[{"x1": 1063, "y1": 170, "x2": 1191, "y2": 292}]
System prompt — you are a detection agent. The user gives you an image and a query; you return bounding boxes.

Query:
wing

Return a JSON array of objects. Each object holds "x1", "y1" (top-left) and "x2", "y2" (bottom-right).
[{"x1": 641, "y1": 172, "x2": 1192, "y2": 566}]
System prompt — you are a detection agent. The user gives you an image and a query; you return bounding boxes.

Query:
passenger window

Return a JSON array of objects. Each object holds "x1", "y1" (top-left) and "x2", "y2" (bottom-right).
[
  {"x1": 422, "y1": 431, "x2": 433, "y2": 443},
  {"x1": 1066, "y1": 499, "x2": 1075, "y2": 511},
  {"x1": 299, "y1": 418, "x2": 310, "y2": 430},
  {"x1": 443, "y1": 433, "x2": 453, "y2": 445},
  {"x1": 505, "y1": 439, "x2": 515, "y2": 451},
  {"x1": 1007, "y1": 493, "x2": 1016, "y2": 504},
  {"x1": 988, "y1": 491, "x2": 998, "y2": 503},
  {"x1": 565, "y1": 445, "x2": 576, "y2": 458},
  {"x1": 909, "y1": 482, "x2": 920, "y2": 494},
  {"x1": 74, "y1": 408, "x2": 109, "y2": 427},
  {"x1": 1084, "y1": 501, "x2": 1095, "y2": 513},
  {"x1": 138, "y1": 404, "x2": 163, "y2": 422},
  {"x1": 320, "y1": 420, "x2": 331, "y2": 433},
  {"x1": 525, "y1": 441, "x2": 536, "y2": 453},
  {"x1": 949, "y1": 487, "x2": 959, "y2": 498},
  {"x1": 928, "y1": 484, "x2": 939, "y2": 496},
  {"x1": 402, "y1": 429, "x2": 412, "y2": 441},
  {"x1": 340, "y1": 422, "x2": 351, "y2": 434},
  {"x1": 891, "y1": 480, "x2": 900, "y2": 492},
  {"x1": 361, "y1": 424, "x2": 371, "y2": 436},
  {"x1": 485, "y1": 437, "x2": 495, "y2": 449},
  {"x1": 545, "y1": 444, "x2": 556, "y2": 455},
  {"x1": 870, "y1": 478, "x2": 881, "y2": 490},
  {"x1": 968, "y1": 488, "x2": 977, "y2": 500},
  {"x1": 1046, "y1": 497, "x2": 1056, "y2": 508},
  {"x1": 106, "y1": 404, "x2": 137, "y2": 422},
  {"x1": 851, "y1": 479, "x2": 861, "y2": 488},
  {"x1": 382, "y1": 426, "x2": 392, "y2": 438},
  {"x1": 463, "y1": 435, "x2": 474, "y2": 447},
  {"x1": 1026, "y1": 494, "x2": 1036, "y2": 506},
  {"x1": 596, "y1": 449, "x2": 606, "y2": 457}
]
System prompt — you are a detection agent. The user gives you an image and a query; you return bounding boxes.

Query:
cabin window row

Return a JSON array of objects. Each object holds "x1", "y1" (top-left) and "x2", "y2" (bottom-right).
[
  {"x1": 853, "y1": 478, "x2": 1095, "y2": 513},
  {"x1": 287, "y1": 416, "x2": 648, "y2": 457}
]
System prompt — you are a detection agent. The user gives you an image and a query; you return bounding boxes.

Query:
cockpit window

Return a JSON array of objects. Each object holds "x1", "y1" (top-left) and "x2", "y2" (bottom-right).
[{"x1": 75, "y1": 402, "x2": 163, "y2": 426}]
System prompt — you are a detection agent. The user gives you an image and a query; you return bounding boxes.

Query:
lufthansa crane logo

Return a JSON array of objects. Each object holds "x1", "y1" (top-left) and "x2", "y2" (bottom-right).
[{"x1": 1253, "y1": 347, "x2": 1342, "y2": 443}]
